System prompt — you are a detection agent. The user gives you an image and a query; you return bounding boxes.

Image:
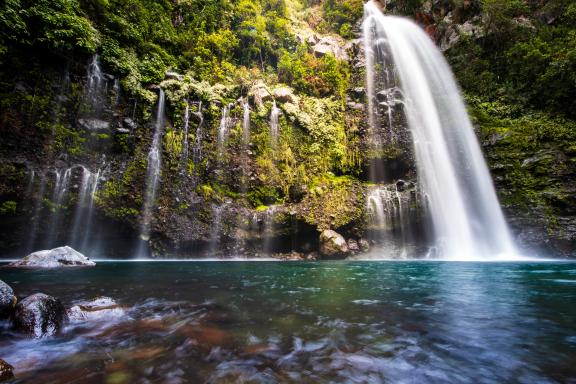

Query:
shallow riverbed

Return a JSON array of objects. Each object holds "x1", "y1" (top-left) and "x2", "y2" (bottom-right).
[{"x1": 1, "y1": 261, "x2": 575, "y2": 383}]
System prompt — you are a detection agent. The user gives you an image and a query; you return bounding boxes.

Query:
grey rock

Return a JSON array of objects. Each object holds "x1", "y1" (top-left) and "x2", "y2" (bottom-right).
[
  {"x1": 165, "y1": 71, "x2": 184, "y2": 81},
  {"x1": 0, "y1": 280, "x2": 16, "y2": 319},
  {"x1": 273, "y1": 87, "x2": 297, "y2": 104},
  {"x1": 78, "y1": 118, "x2": 110, "y2": 131},
  {"x1": 13, "y1": 293, "x2": 68, "y2": 338},
  {"x1": 0, "y1": 359, "x2": 13, "y2": 382},
  {"x1": 9, "y1": 246, "x2": 96, "y2": 268},
  {"x1": 320, "y1": 229, "x2": 350, "y2": 258},
  {"x1": 67, "y1": 297, "x2": 126, "y2": 322},
  {"x1": 313, "y1": 36, "x2": 349, "y2": 61}
]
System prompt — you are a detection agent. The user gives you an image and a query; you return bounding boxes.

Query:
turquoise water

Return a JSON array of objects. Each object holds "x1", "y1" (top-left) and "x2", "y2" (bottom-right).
[{"x1": 1, "y1": 261, "x2": 575, "y2": 383}]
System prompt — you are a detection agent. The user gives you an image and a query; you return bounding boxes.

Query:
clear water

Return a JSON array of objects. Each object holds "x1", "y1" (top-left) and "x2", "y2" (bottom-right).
[{"x1": 1, "y1": 261, "x2": 575, "y2": 383}]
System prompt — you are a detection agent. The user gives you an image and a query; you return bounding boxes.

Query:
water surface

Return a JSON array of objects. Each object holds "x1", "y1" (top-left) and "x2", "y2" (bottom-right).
[{"x1": 1, "y1": 261, "x2": 575, "y2": 383}]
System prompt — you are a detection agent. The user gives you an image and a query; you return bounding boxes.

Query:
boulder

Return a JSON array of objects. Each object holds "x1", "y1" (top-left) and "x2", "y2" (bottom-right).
[
  {"x1": 13, "y1": 293, "x2": 68, "y2": 338},
  {"x1": 67, "y1": 297, "x2": 125, "y2": 322},
  {"x1": 78, "y1": 118, "x2": 110, "y2": 131},
  {"x1": 0, "y1": 280, "x2": 16, "y2": 319},
  {"x1": 273, "y1": 87, "x2": 297, "y2": 104},
  {"x1": 0, "y1": 360, "x2": 13, "y2": 382},
  {"x1": 347, "y1": 239, "x2": 360, "y2": 254},
  {"x1": 8, "y1": 246, "x2": 96, "y2": 268},
  {"x1": 165, "y1": 71, "x2": 184, "y2": 81},
  {"x1": 249, "y1": 81, "x2": 272, "y2": 109},
  {"x1": 313, "y1": 36, "x2": 349, "y2": 61},
  {"x1": 359, "y1": 239, "x2": 370, "y2": 253},
  {"x1": 320, "y1": 230, "x2": 350, "y2": 258}
]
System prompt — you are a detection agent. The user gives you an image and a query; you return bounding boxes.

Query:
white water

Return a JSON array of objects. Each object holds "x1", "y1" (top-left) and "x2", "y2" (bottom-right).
[
  {"x1": 270, "y1": 101, "x2": 280, "y2": 148},
  {"x1": 69, "y1": 166, "x2": 103, "y2": 250},
  {"x1": 181, "y1": 101, "x2": 190, "y2": 173},
  {"x1": 218, "y1": 105, "x2": 231, "y2": 153},
  {"x1": 363, "y1": 2, "x2": 516, "y2": 260},
  {"x1": 85, "y1": 55, "x2": 106, "y2": 113},
  {"x1": 139, "y1": 90, "x2": 166, "y2": 243},
  {"x1": 242, "y1": 101, "x2": 251, "y2": 146}
]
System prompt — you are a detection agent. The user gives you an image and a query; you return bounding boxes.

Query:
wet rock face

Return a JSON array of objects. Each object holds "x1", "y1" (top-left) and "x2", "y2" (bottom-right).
[
  {"x1": 0, "y1": 280, "x2": 16, "y2": 318},
  {"x1": 320, "y1": 230, "x2": 350, "y2": 259},
  {"x1": 67, "y1": 297, "x2": 125, "y2": 322},
  {"x1": 13, "y1": 293, "x2": 68, "y2": 338},
  {"x1": 0, "y1": 359, "x2": 14, "y2": 382},
  {"x1": 9, "y1": 246, "x2": 96, "y2": 268}
]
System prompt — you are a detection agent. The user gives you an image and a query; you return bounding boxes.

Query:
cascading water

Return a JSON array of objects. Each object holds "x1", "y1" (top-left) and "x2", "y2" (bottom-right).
[
  {"x1": 270, "y1": 101, "x2": 280, "y2": 148},
  {"x1": 262, "y1": 206, "x2": 278, "y2": 255},
  {"x1": 218, "y1": 105, "x2": 231, "y2": 153},
  {"x1": 242, "y1": 101, "x2": 251, "y2": 147},
  {"x1": 363, "y1": 1, "x2": 516, "y2": 259},
  {"x1": 181, "y1": 101, "x2": 190, "y2": 173},
  {"x1": 139, "y1": 90, "x2": 166, "y2": 248},
  {"x1": 69, "y1": 166, "x2": 103, "y2": 251},
  {"x1": 45, "y1": 168, "x2": 72, "y2": 247},
  {"x1": 85, "y1": 55, "x2": 106, "y2": 113},
  {"x1": 192, "y1": 102, "x2": 204, "y2": 182}
]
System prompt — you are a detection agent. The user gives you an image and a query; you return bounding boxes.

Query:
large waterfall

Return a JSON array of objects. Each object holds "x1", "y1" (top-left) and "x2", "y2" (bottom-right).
[
  {"x1": 139, "y1": 90, "x2": 166, "y2": 245},
  {"x1": 363, "y1": 1, "x2": 516, "y2": 259}
]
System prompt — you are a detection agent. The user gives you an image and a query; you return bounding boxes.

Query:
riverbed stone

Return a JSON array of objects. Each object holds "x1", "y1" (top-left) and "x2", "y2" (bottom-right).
[
  {"x1": 67, "y1": 297, "x2": 125, "y2": 322},
  {"x1": 0, "y1": 280, "x2": 16, "y2": 319},
  {"x1": 320, "y1": 230, "x2": 350, "y2": 258},
  {"x1": 0, "y1": 360, "x2": 14, "y2": 382},
  {"x1": 9, "y1": 246, "x2": 96, "y2": 268},
  {"x1": 13, "y1": 293, "x2": 68, "y2": 338}
]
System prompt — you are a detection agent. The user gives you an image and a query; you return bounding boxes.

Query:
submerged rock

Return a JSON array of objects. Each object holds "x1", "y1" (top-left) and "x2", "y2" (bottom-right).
[
  {"x1": 320, "y1": 230, "x2": 350, "y2": 258},
  {"x1": 0, "y1": 280, "x2": 16, "y2": 319},
  {"x1": 9, "y1": 246, "x2": 96, "y2": 268},
  {"x1": 0, "y1": 360, "x2": 14, "y2": 382},
  {"x1": 13, "y1": 293, "x2": 68, "y2": 338},
  {"x1": 67, "y1": 297, "x2": 125, "y2": 322}
]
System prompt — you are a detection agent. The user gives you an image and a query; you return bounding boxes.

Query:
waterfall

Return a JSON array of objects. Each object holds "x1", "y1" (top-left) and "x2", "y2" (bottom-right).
[
  {"x1": 69, "y1": 166, "x2": 103, "y2": 251},
  {"x1": 181, "y1": 101, "x2": 190, "y2": 174},
  {"x1": 366, "y1": 184, "x2": 416, "y2": 258},
  {"x1": 85, "y1": 55, "x2": 106, "y2": 113},
  {"x1": 44, "y1": 168, "x2": 73, "y2": 247},
  {"x1": 262, "y1": 206, "x2": 277, "y2": 255},
  {"x1": 192, "y1": 102, "x2": 204, "y2": 184},
  {"x1": 270, "y1": 101, "x2": 280, "y2": 148},
  {"x1": 363, "y1": 1, "x2": 516, "y2": 259},
  {"x1": 242, "y1": 101, "x2": 251, "y2": 146},
  {"x1": 26, "y1": 172, "x2": 47, "y2": 253},
  {"x1": 218, "y1": 105, "x2": 231, "y2": 153},
  {"x1": 209, "y1": 205, "x2": 224, "y2": 256},
  {"x1": 139, "y1": 90, "x2": 166, "y2": 245}
]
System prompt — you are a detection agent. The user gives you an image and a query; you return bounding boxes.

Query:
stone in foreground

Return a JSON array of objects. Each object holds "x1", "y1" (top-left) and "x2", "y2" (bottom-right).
[
  {"x1": 67, "y1": 297, "x2": 125, "y2": 322},
  {"x1": 0, "y1": 359, "x2": 14, "y2": 382},
  {"x1": 13, "y1": 293, "x2": 68, "y2": 338},
  {"x1": 320, "y1": 230, "x2": 350, "y2": 259},
  {"x1": 9, "y1": 246, "x2": 96, "y2": 268},
  {"x1": 0, "y1": 280, "x2": 16, "y2": 318}
]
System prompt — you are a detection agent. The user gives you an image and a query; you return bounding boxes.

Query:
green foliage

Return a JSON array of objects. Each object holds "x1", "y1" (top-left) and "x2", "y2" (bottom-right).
[
  {"x1": 0, "y1": 201, "x2": 17, "y2": 215},
  {"x1": 322, "y1": 0, "x2": 363, "y2": 36},
  {"x1": 0, "y1": 0, "x2": 98, "y2": 55},
  {"x1": 278, "y1": 47, "x2": 350, "y2": 98}
]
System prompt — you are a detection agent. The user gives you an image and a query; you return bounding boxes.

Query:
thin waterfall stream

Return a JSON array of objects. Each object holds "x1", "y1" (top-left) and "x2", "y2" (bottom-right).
[{"x1": 139, "y1": 90, "x2": 166, "y2": 248}]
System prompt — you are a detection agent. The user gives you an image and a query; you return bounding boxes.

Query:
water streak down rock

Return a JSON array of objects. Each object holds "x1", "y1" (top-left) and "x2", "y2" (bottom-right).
[
  {"x1": 363, "y1": 1, "x2": 516, "y2": 259},
  {"x1": 139, "y1": 90, "x2": 166, "y2": 246}
]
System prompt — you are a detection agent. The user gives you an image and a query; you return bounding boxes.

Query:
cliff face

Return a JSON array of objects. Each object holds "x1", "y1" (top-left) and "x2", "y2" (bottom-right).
[{"x1": 0, "y1": 0, "x2": 574, "y2": 258}]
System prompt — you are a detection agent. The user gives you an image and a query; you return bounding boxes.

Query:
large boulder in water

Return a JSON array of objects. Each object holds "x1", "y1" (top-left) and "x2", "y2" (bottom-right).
[
  {"x1": 0, "y1": 359, "x2": 14, "y2": 381},
  {"x1": 8, "y1": 246, "x2": 96, "y2": 268},
  {"x1": 13, "y1": 293, "x2": 68, "y2": 338},
  {"x1": 67, "y1": 297, "x2": 125, "y2": 322},
  {"x1": 320, "y1": 230, "x2": 350, "y2": 259},
  {"x1": 0, "y1": 280, "x2": 16, "y2": 319}
]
